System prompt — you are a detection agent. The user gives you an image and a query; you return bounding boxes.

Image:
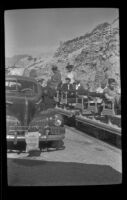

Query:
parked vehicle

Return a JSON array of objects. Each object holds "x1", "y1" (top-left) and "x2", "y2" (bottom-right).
[{"x1": 6, "y1": 75, "x2": 65, "y2": 150}]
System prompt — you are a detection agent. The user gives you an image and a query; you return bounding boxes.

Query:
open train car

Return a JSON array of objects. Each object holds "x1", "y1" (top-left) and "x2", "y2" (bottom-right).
[
  {"x1": 54, "y1": 89, "x2": 121, "y2": 127},
  {"x1": 55, "y1": 90, "x2": 77, "y2": 108}
]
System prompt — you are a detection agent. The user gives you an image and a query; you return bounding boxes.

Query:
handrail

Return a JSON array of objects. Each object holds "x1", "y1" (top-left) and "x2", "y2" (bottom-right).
[{"x1": 76, "y1": 115, "x2": 121, "y2": 136}]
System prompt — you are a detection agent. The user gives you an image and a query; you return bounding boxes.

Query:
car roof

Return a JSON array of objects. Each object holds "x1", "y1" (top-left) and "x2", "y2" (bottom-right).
[{"x1": 6, "y1": 75, "x2": 38, "y2": 83}]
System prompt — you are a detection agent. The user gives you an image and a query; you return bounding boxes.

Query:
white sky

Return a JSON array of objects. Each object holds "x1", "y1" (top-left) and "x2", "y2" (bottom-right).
[{"x1": 5, "y1": 8, "x2": 119, "y2": 57}]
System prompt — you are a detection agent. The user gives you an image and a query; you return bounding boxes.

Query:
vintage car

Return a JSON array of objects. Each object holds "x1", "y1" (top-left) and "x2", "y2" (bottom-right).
[{"x1": 6, "y1": 75, "x2": 65, "y2": 150}]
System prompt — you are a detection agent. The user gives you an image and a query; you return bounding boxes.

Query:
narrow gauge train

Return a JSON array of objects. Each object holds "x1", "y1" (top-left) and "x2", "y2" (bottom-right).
[{"x1": 54, "y1": 89, "x2": 121, "y2": 127}]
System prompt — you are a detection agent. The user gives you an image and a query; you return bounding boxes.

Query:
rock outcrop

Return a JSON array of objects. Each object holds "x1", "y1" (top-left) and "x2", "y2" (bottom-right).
[{"x1": 53, "y1": 18, "x2": 120, "y2": 89}]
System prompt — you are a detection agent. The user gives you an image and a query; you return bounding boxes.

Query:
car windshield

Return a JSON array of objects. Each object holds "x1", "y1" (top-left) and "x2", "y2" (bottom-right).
[{"x1": 6, "y1": 79, "x2": 38, "y2": 96}]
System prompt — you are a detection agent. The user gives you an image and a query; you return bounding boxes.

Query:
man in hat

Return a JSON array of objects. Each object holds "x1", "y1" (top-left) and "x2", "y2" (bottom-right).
[
  {"x1": 48, "y1": 65, "x2": 61, "y2": 89},
  {"x1": 62, "y1": 78, "x2": 73, "y2": 92},
  {"x1": 66, "y1": 63, "x2": 76, "y2": 84}
]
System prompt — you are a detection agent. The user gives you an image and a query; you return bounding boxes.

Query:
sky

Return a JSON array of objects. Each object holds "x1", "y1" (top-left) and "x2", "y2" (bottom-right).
[{"x1": 5, "y1": 8, "x2": 119, "y2": 58}]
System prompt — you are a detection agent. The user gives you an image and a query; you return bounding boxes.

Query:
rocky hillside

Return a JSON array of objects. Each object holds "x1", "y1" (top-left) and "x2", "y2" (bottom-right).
[
  {"x1": 6, "y1": 17, "x2": 120, "y2": 90},
  {"x1": 53, "y1": 17, "x2": 120, "y2": 89}
]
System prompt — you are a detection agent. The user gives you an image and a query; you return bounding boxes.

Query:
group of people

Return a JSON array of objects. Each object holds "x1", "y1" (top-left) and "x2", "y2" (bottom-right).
[
  {"x1": 50, "y1": 63, "x2": 83, "y2": 94},
  {"x1": 37, "y1": 63, "x2": 121, "y2": 114}
]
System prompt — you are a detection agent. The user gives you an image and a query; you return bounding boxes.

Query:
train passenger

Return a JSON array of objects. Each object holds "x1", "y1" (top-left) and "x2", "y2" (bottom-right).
[
  {"x1": 76, "y1": 83, "x2": 89, "y2": 96},
  {"x1": 48, "y1": 65, "x2": 62, "y2": 90},
  {"x1": 73, "y1": 80, "x2": 81, "y2": 91},
  {"x1": 66, "y1": 63, "x2": 76, "y2": 84},
  {"x1": 103, "y1": 78, "x2": 121, "y2": 114},
  {"x1": 61, "y1": 77, "x2": 73, "y2": 93}
]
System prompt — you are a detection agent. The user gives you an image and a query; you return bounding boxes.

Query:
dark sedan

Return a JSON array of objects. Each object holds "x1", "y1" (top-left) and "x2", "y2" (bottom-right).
[{"x1": 6, "y1": 75, "x2": 65, "y2": 150}]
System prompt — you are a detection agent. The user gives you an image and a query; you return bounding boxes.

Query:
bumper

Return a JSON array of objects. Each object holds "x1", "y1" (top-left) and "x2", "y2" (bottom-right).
[
  {"x1": 7, "y1": 124, "x2": 65, "y2": 144},
  {"x1": 7, "y1": 133, "x2": 65, "y2": 142},
  {"x1": 7, "y1": 126, "x2": 65, "y2": 143}
]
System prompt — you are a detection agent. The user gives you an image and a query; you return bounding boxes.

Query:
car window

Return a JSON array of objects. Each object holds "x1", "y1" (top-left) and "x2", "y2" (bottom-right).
[
  {"x1": 6, "y1": 79, "x2": 38, "y2": 96},
  {"x1": 18, "y1": 80, "x2": 38, "y2": 92}
]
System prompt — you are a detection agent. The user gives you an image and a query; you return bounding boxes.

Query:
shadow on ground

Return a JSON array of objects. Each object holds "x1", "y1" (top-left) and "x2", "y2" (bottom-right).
[{"x1": 7, "y1": 158, "x2": 122, "y2": 186}]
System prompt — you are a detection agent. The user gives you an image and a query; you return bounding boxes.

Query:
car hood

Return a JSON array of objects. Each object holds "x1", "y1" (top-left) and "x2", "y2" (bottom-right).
[{"x1": 6, "y1": 96, "x2": 37, "y2": 126}]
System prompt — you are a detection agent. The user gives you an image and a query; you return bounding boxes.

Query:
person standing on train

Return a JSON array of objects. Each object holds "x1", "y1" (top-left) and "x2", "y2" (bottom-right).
[
  {"x1": 48, "y1": 65, "x2": 62, "y2": 90},
  {"x1": 66, "y1": 63, "x2": 76, "y2": 84}
]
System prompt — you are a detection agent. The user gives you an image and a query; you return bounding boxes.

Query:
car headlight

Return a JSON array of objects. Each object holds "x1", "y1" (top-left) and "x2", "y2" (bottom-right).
[
  {"x1": 54, "y1": 114, "x2": 63, "y2": 126},
  {"x1": 54, "y1": 119, "x2": 62, "y2": 126}
]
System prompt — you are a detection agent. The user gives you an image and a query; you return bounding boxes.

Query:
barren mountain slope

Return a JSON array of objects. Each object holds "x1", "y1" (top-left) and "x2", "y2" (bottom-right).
[{"x1": 6, "y1": 18, "x2": 120, "y2": 90}]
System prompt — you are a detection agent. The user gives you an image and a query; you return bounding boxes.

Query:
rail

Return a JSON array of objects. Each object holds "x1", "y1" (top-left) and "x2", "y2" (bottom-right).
[{"x1": 75, "y1": 115, "x2": 121, "y2": 136}]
